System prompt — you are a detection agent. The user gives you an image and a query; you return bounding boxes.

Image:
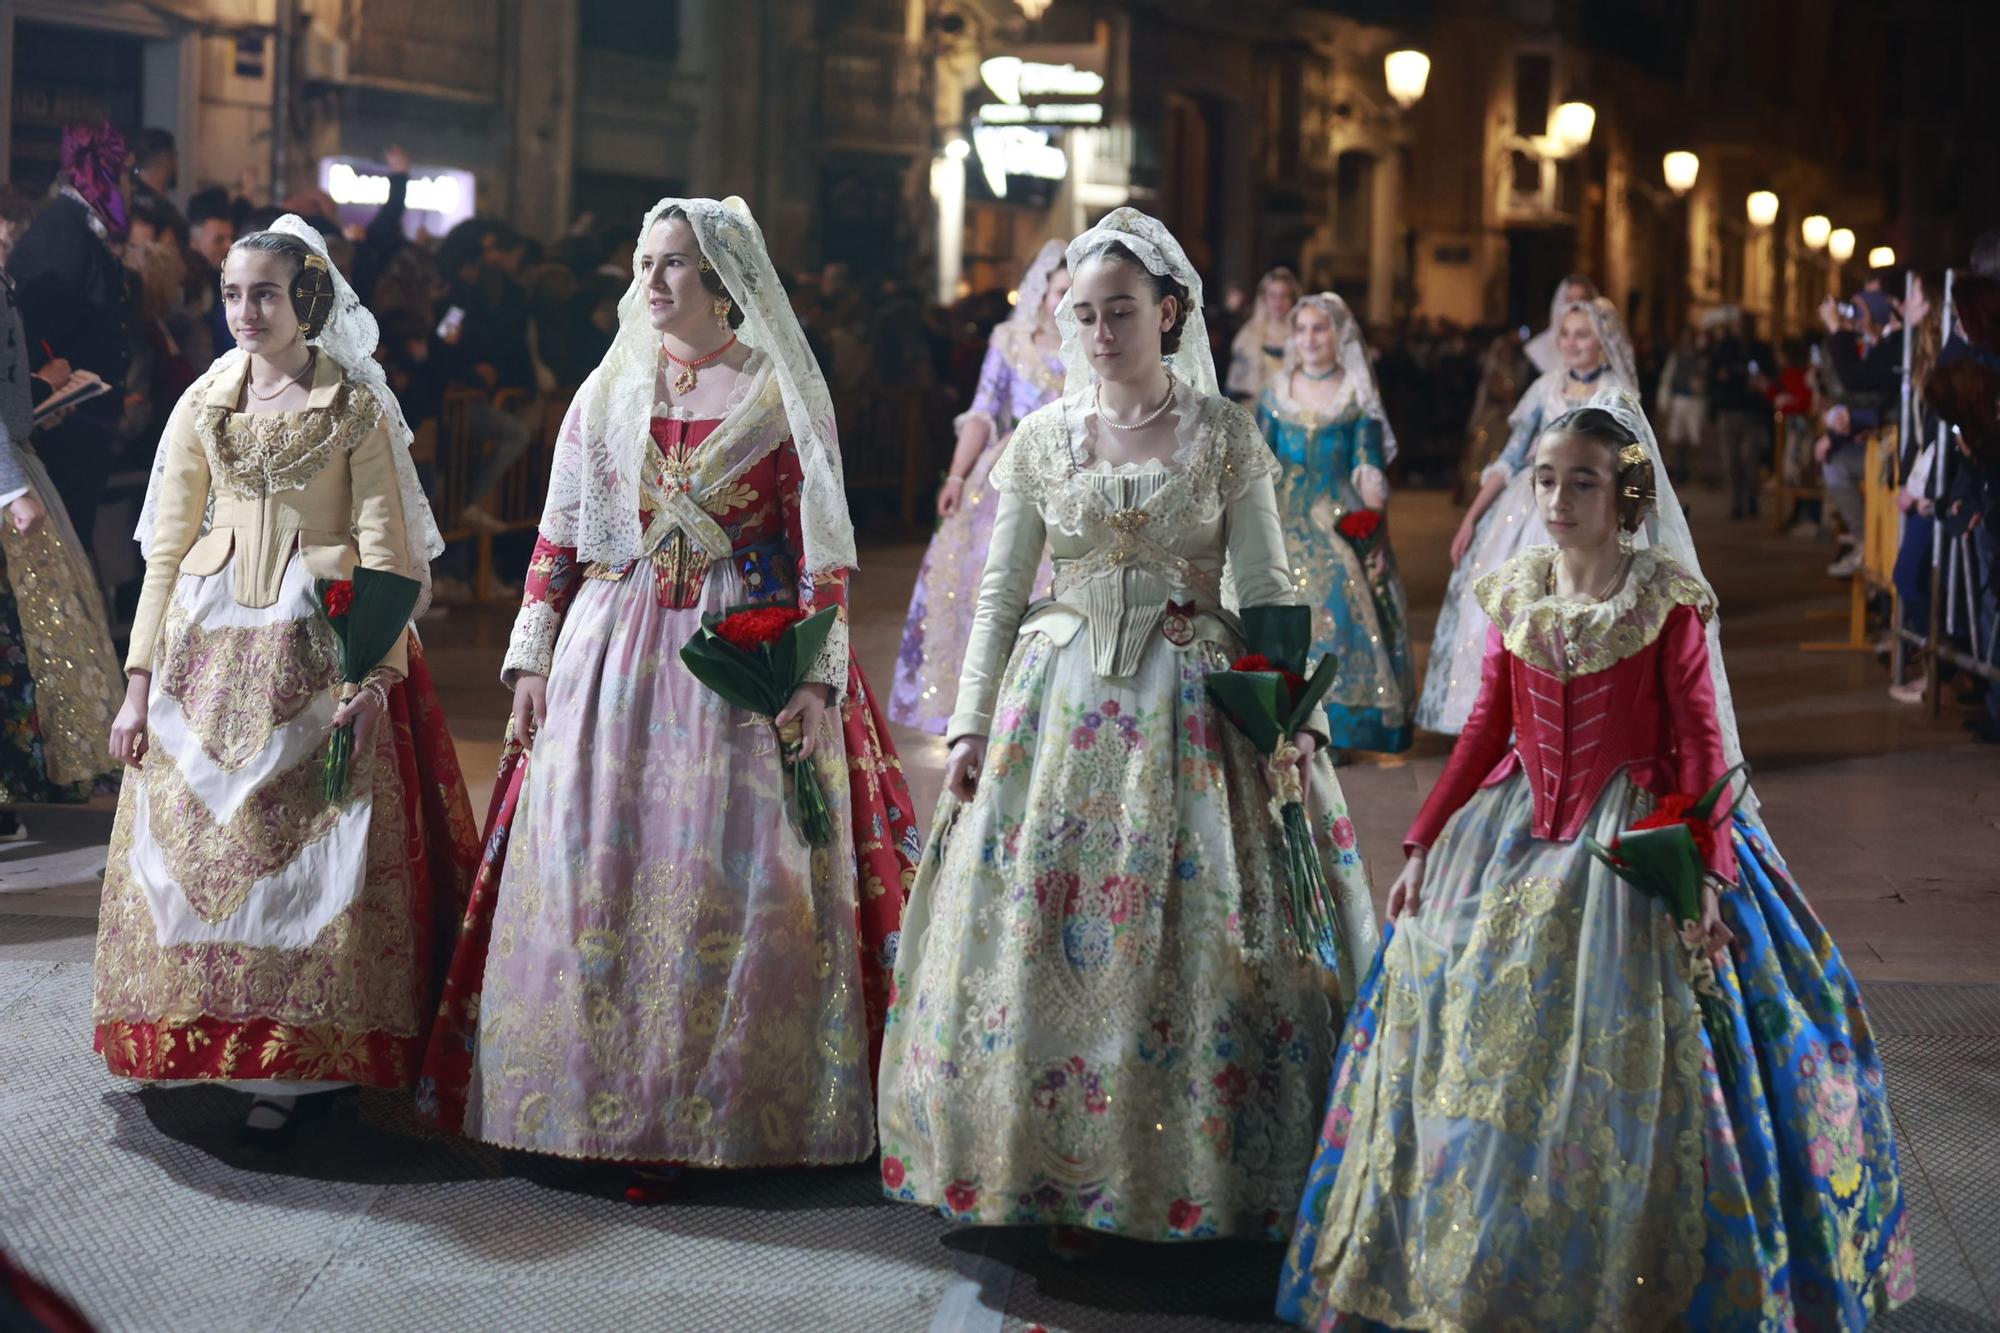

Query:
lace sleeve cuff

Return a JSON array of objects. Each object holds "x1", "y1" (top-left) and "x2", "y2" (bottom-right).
[
  {"x1": 501, "y1": 600, "x2": 564, "y2": 689},
  {"x1": 803, "y1": 613, "x2": 850, "y2": 694}
]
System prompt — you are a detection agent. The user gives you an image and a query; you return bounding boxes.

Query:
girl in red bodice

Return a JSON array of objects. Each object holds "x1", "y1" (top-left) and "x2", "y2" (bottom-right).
[{"x1": 1280, "y1": 394, "x2": 1912, "y2": 1331}]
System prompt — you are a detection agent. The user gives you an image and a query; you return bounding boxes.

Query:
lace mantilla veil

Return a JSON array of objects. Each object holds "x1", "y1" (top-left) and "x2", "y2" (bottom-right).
[
  {"x1": 1008, "y1": 239, "x2": 1068, "y2": 330},
  {"x1": 1283, "y1": 291, "x2": 1398, "y2": 463},
  {"x1": 1054, "y1": 207, "x2": 1219, "y2": 403},
  {"x1": 1591, "y1": 384, "x2": 1757, "y2": 812},
  {"x1": 1509, "y1": 295, "x2": 1639, "y2": 435},
  {"x1": 539, "y1": 196, "x2": 855, "y2": 577},
  {"x1": 136, "y1": 214, "x2": 445, "y2": 617}
]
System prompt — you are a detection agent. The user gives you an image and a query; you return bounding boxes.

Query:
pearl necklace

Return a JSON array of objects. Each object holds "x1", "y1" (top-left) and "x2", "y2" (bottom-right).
[{"x1": 1097, "y1": 376, "x2": 1177, "y2": 431}]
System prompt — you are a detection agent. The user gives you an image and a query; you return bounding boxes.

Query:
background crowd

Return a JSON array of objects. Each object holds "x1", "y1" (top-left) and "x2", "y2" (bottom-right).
[{"x1": 4, "y1": 118, "x2": 1998, "y2": 749}]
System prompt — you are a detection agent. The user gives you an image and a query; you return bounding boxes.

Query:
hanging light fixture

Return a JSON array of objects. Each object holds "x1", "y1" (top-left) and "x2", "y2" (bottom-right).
[
  {"x1": 1551, "y1": 100, "x2": 1596, "y2": 156},
  {"x1": 1869, "y1": 246, "x2": 1897, "y2": 270},
  {"x1": 1384, "y1": 50, "x2": 1431, "y2": 110},
  {"x1": 1015, "y1": 0, "x2": 1054, "y2": 19},
  {"x1": 1662, "y1": 151, "x2": 1699, "y2": 195},
  {"x1": 1745, "y1": 190, "x2": 1779, "y2": 229},
  {"x1": 1800, "y1": 214, "x2": 1831, "y2": 250},
  {"x1": 1827, "y1": 228, "x2": 1856, "y2": 263}
]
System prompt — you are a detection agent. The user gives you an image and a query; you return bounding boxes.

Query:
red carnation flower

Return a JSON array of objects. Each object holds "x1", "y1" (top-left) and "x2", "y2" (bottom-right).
[
  {"x1": 1337, "y1": 509, "x2": 1384, "y2": 542},
  {"x1": 322, "y1": 580, "x2": 354, "y2": 619},
  {"x1": 714, "y1": 605, "x2": 809, "y2": 652},
  {"x1": 1617, "y1": 792, "x2": 1718, "y2": 863},
  {"x1": 1232, "y1": 654, "x2": 1275, "y2": 673}
]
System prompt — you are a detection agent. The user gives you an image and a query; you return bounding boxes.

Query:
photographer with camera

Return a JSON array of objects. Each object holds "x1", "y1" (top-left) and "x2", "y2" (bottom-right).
[{"x1": 1816, "y1": 289, "x2": 1903, "y2": 576}]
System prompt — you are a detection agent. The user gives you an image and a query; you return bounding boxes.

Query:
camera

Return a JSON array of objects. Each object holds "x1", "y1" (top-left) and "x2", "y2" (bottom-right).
[{"x1": 1836, "y1": 301, "x2": 1858, "y2": 321}]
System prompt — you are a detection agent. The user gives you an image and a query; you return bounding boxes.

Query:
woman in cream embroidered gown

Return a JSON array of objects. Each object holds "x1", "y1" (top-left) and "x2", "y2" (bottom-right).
[
  {"x1": 1254, "y1": 293, "x2": 1413, "y2": 755},
  {"x1": 891, "y1": 241, "x2": 1066, "y2": 732},
  {"x1": 1415, "y1": 296, "x2": 1637, "y2": 735},
  {"x1": 1225, "y1": 266, "x2": 1301, "y2": 403},
  {"x1": 878, "y1": 210, "x2": 1377, "y2": 1244},
  {"x1": 0, "y1": 261, "x2": 120, "y2": 827},
  {"x1": 1280, "y1": 392, "x2": 1911, "y2": 1331},
  {"x1": 420, "y1": 198, "x2": 915, "y2": 1179},
  {"x1": 91, "y1": 219, "x2": 476, "y2": 1127}
]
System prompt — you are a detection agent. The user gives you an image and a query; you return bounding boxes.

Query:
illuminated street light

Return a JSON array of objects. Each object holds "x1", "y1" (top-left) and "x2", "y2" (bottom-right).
[
  {"x1": 1551, "y1": 100, "x2": 1595, "y2": 155},
  {"x1": 1662, "y1": 151, "x2": 1699, "y2": 195},
  {"x1": 944, "y1": 138, "x2": 971, "y2": 161},
  {"x1": 1801, "y1": 214, "x2": 1831, "y2": 250},
  {"x1": 1016, "y1": 0, "x2": 1053, "y2": 19},
  {"x1": 1869, "y1": 246, "x2": 1897, "y2": 270},
  {"x1": 1827, "y1": 228, "x2": 1855, "y2": 263},
  {"x1": 1746, "y1": 190, "x2": 1779, "y2": 229},
  {"x1": 1384, "y1": 50, "x2": 1431, "y2": 110}
]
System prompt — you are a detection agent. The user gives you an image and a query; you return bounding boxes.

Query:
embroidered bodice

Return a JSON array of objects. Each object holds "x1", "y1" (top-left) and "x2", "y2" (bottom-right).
[
  {"x1": 128, "y1": 355, "x2": 413, "y2": 676},
  {"x1": 1255, "y1": 383, "x2": 1388, "y2": 514},
  {"x1": 504, "y1": 411, "x2": 850, "y2": 691},
  {"x1": 1406, "y1": 547, "x2": 1737, "y2": 881},
  {"x1": 945, "y1": 389, "x2": 1304, "y2": 741}
]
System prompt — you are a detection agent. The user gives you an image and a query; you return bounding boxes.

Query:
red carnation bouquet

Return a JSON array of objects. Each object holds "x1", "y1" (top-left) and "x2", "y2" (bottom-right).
[
  {"x1": 316, "y1": 568, "x2": 423, "y2": 801},
  {"x1": 680, "y1": 602, "x2": 841, "y2": 845},
  {"x1": 1203, "y1": 605, "x2": 1345, "y2": 967},
  {"x1": 1334, "y1": 507, "x2": 1402, "y2": 640},
  {"x1": 1586, "y1": 762, "x2": 1750, "y2": 1080}
]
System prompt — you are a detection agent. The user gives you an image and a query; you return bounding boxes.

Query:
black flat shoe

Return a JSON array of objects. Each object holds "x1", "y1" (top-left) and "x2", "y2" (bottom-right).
[{"x1": 236, "y1": 1088, "x2": 350, "y2": 1150}]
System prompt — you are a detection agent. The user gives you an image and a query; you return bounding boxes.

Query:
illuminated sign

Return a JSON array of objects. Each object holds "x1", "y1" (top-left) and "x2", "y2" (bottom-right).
[
  {"x1": 977, "y1": 102, "x2": 1103, "y2": 125},
  {"x1": 316, "y1": 156, "x2": 476, "y2": 237},
  {"x1": 979, "y1": 56, "x2": 1105, "y2": 104},
  {"x1": 972, "y1": 125, "x2": 1067, "y2": 198}
]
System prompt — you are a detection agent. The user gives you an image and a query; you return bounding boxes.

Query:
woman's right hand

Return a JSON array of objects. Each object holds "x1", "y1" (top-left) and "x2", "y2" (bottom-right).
[
  {"x1": 1385, "y1": 849, "x2": 1427, "y2": 922},
  {"x1": 1448, "y1": 513, "x2": 1478, "y2": 566},
  {"x1": 937, "y1": 476, "x2": 965, "y2": 519},
  {"x1": 945, "y1": 734, "x2": 989, "y2": 802},
  {"x1": 511, "y1": 674, "x2": 549, "y2": 748},
  {"x1": 109, "y1": 672, "x2": 150, "y2": 768}
]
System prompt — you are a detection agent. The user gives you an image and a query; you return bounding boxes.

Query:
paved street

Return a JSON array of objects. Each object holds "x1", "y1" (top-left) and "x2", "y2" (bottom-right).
[{"x1": 3, "y1": 486, "x2": 1997, "y2": 1331}]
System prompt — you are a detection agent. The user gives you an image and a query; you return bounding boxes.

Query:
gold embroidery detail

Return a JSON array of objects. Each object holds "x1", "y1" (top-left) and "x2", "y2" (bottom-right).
[
  {"x1": 1474, "y1": 546, "x2": 1714, "y2": 681},
  {"x1": 0, "y1": 499, "x2": 121, "y2": 786},
  {"x1": 198, "y1": 383, "x2": 382, "y2": 499},
  {"x1": 154, "y1": 604, "x2": 339, "y2": 772}
]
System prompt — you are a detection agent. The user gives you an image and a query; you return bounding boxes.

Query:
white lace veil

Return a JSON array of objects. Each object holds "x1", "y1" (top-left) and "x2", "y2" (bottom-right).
[
  {"x1": 544, "y1": 196, "x2": 855, "y2": 575},
  {"x1": 1525, "y1": 273, "x2": 1601, "y2": 375},
  {"x1": 1585, "y1": 384, "x2": 1756, "y2": 811},
  {"x1": 1283, "y1": 291, "x2": 1398, "y2": 462},
  {"x1": 1055, "y1": 207, "x2": 1218, "y2": 398},
  {"x1": 1008, "y1": 239, "x2": 1068, "y2": 330},
  {"x1": 1511, "y1": 296, "x2": 1638, "y2": 432},
  {"x1": 136, "y1": 213, "x2": 445, "y2": 617}
]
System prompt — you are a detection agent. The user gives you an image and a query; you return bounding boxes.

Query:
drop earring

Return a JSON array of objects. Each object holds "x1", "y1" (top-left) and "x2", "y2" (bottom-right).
[{"x1": 713, "y1": 297, "x2": 733, "y2": 327}]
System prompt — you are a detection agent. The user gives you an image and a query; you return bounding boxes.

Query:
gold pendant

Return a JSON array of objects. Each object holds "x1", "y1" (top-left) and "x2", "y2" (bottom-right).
[{"x1": 672, "y1": 365, "x2": 698, "y2": 396}]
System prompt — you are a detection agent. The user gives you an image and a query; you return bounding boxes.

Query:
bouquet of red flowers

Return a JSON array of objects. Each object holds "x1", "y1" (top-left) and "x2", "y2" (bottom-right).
[
  {"x1": 316, "y1": 568, "x2": 423, "y2": 801},
  {"x1": 1203, "y1": 605, "x2": 1345, "y2": 966},
  {"x1": 680, "y1": 602, "x2": 841, "y2": 845},
  {"x1": 1586, "y1": 762, "x2": 1750, "y2": 1081},
  {"x1": 1334, "y1": 507, "x2": 1402, "y2": 640}
]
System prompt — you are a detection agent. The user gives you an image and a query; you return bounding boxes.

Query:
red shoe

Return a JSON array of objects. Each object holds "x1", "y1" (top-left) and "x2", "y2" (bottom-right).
[{"x1": 623, "y1": 1165, "x2": 687, "y2": 1205}]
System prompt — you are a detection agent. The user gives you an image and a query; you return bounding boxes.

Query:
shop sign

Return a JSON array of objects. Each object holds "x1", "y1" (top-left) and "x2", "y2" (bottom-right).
[{"x1": 317, "y1": 156, "x2": 476, "y2": 237}]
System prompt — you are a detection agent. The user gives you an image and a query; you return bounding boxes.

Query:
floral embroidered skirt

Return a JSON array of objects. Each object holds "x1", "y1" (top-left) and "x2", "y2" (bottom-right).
[
  {"x1": 878, "y1": 624, "x2": 1379, "y2": 1241},
  {"x1": 0, "y1": 456, "x2": 121, "y2": 801},
  {"x1": 1278, "y1": 772, "x2": 1913, "y2": 1331},
  {"x1": 438, "y1": 568, "x2": 903, "y2": 1166},
  {"x1": 889, "y1": 435, "x2": 1052, "y2": 734},
  {"x1": 1414, "y1": 469, "x2": 1546, "y2": 736},
  {"x1": 1272, "y1": 483, "x2": 1413, "y2": 755},
  {"x1": 92, "y1": 555, "x2": 477, "y2": 1086}
]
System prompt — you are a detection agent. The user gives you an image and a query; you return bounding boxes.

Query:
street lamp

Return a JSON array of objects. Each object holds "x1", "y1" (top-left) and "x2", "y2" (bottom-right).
[
  {"x1": 1015, "y1": 0, "x2": 1053, "y2": 18},
  {"x1": 1384, "y1": 50, "x2": 1431, "y2": 110},
  {"x1": 1869, "y1": 246, "x2": 1897, "y2": 270},
  {"x1": 1801, "y1": 214, "x2": 1831, "y2": 250},
  {"x1": 1551, "y1": 100, "x2": 1596, "y2": 156},
  {"x1": 1662, "y1": 151, "x2": 1699, "y2": 195},
  {"x1": 944, "y1": 138, "x2": 971, "y2": 161},
  {"x1": 1827, "y1": 228, "x2": 1856, "y2": 263},
  {"x1": 1746, "y1": 190, "x2": 1779, "y2": 229}
]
